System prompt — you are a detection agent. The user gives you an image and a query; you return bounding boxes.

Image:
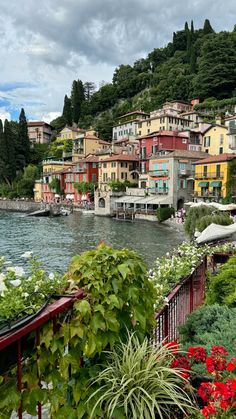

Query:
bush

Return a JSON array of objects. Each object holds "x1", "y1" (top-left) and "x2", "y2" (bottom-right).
[
  {"x1": 179, "y1": 304, "x2": 236, "y2": 359},
  {"x1": 88, "y1": 333, "x2": 196, "y2": 418},
  {"x1": 206, "y1": 255, "x2": 236, "y2": 307},
  {"x1": 196, "y1": 213, "x2": 233, "y2": 232},
  {"x1": 156, "y1": 206, "x2": 175, "y2": 222},
  {"x1": 184, "y1": 206, "x2": 216, "y2": 237}
]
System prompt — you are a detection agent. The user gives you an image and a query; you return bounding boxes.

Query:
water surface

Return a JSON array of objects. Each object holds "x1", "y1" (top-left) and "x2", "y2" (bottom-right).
[{"x1": 0, "y1": 211, "x2": 184, "y2": 272}]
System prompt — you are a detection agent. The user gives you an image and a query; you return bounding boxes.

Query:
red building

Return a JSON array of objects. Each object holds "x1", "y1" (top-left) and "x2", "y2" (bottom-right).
[
  {"x1": 64, "y1": 155, "x2": 99, "y2": 202},
  {"x1": 139, "y1": 131, "x2": 189, "y2": 174}
]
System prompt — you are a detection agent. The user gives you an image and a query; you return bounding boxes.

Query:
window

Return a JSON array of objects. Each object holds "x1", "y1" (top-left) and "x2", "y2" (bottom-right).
[
  {"x1": 103, "y1": 173, "x2": 108, "y2": 182},
  {"x1": 121, "y1": 162, "x2": 128, "y2": 168},
  {"x1": 121, "y1": 172, "x2": 127, "y2": 180},
  {"x1": 113, "y1": 132, "x2": 117, "y2": 140},
  {"x1": 103, "y1": 163, "x2": 107, "y2": 168},
  {"x1": 111, "y1": 172, "x2": 116, "y2": 180},
  {"x1": 92, "y1": 174, "x2": 97, "y2": 183},
  {"x1": 92, "y1": 162, "x2": 97, "y2": 168},
  {"x1": 220, "y1": 134, "x2": 224, "y2": 145},
  {"x1": 152, "y1": 145, "x2": 158, "y2": 154},
  {"x1": 204, "y1": 136, "x2": 211, "y2": 147},
  {"x1": 219, "y1": 147, "x2": 223, "y2": 154},
  {"x1": 203, "y1": 166, "x2": 208, "y2": 177},
  {"x1": 138, "y1": 123, "x2": 142, "y2": 128},
  {"x1": 111, "y1": 162, "x2": 116, "y2": 168},
  {"x1": 216, "y1": 164, "x2": 221, "y2": 177},
  {"x1": 138, "y1": 131, "x2": 141, "y2": 135}
]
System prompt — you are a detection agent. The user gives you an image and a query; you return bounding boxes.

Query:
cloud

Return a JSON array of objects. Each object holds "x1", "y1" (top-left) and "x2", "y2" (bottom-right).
[
  {"x1": 0, "y1": 0, "x2": 235, "y2": 120},
  {"x1": 0, "y1": 107, "x2": 11, "y2": 121}
]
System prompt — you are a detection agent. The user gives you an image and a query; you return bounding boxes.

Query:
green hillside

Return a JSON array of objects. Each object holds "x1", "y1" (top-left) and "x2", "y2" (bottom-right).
[{"x1": 51, "y1": 19, "x2": 236, "y2": 140}]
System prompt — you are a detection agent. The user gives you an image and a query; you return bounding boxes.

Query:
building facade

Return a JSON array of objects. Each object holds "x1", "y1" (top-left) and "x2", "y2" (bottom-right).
[
  {"x1": 202, "y1": 125, "x2": 229, "y2": 155},
  {"x1": 27, "y1": 121, "x2": 52, "y2": 144},
  {"x1": 98, "y1": 154, "x2": 139, "y2": 191},
  {"x1": 194, "y1": 154, "x2": 236, "y2": 200},
  {"x1": 112, "y1": 110, "x2": 149, "y2": 141}
]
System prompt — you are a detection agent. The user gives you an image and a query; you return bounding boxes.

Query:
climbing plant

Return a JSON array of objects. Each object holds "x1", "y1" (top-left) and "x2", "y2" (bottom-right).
[{"x1": 0, "y1": 244, "x2": 157, "y2": 418}]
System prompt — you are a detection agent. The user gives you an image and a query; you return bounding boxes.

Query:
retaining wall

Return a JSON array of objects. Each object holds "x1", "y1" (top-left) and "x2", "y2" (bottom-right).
[{"x1": 0, "y1": 199, "x2": 41, "y2": 213}]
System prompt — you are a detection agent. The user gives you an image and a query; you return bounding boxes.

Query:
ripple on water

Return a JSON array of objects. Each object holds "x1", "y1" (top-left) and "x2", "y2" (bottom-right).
[{"x1": 0, "y1": 211, "x2": 184, "y2": 272}]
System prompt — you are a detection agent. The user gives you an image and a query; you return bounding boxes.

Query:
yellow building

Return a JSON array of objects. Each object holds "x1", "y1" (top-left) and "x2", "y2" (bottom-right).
[
  {"x1": 98, "y1": 154, "x2": 139, "y2": 191},
  {"x1": 194, "y1": 154, "x2": 236, "y2": 199},
  {"x1": 33, "y1": 180, "x2": 43, "y2": 201},
  {"x1": 42, "y1": 159, "x2": 72, "y2": 174},
  {"x1": 72, "y1": 130, "x2": 110, "y2": 161},
  {"x1": 137, "y1": 113, "x2": 193, "y2": 137},
  {"x1": 202, "y1": 125, "x2": 229, "y2": 155}
]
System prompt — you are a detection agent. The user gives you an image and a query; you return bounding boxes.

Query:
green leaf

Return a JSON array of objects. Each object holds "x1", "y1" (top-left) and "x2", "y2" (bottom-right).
[
  {"x1": 84, "y1": 333, "x2": 96, "y2": 356},
  {"x1": 118, "y1": 263, "x2": 130, "y2": 279},
  {"x1": 108, "y1": 294, "x2": 120, "y2": 308},
  {"x1": 90, "y1": 312, "x2": 106, "y2": 333},
  {"x1": 74, "y1": 299, "x2": 91, "y2": 317},
  {"x1": 72, "y1": 381, "x2": 82, "y2": 404}
]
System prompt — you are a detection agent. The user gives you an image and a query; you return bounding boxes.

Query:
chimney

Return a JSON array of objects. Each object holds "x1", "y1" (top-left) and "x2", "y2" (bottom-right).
[{"x1": 215, "y1": 115, "x2": 222, "y2": 125}]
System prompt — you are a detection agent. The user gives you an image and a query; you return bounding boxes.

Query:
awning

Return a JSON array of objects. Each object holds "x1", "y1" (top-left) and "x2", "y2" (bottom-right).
[
  {"x1": 198, "y1": 182, "x2": 209, "y2": 187},
  {"x1": 210, "y1": 181, "x2": 222, "y2": 187}
]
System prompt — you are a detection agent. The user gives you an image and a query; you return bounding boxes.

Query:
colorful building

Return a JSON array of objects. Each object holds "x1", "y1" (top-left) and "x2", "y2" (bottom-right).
[
  {"x1": 202, "y1": 125, "x2": 229, "y2": 155},
  {"x1": 225, "y1": 115, "x2": 236, "y2": 152},
  {"x1": 27, "y1": 121, "x2": 52, "y2": 144},
  {"x1": 41, "y1": 159, "x2": 73, "y2": 202},
  {"x1": 112, "y1": 110, "x2": 150, "y2": 141},
  {"x1": 64, "y1": 156, "x2": 99, "y2": 202},
  {"x1": 139, "y1": 131, "x2": 189, "y2": 176},
  {"x1": 194, "y1": 153, "x2": 236, "y2": 200},
  {"x1": 146, "y1": 150, "x2": 208, "y2": 209},
  {"x1": 98, "y1": 154, "x2": 139, "y2": 191},
  {"x1": 72, "y1": 130, "x2": 110, "y2": 161}
]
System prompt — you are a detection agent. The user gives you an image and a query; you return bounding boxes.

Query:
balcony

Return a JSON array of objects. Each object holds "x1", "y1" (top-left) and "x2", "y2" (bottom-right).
[
  {"x1": 148, "y1": 187, "x2": 169, "y2": 195},
  {"x1": 149, "y1": 170, "x2": 169, "y2": 177},
  {"x1": 195, "y1": 172, "x2": 224, "y2": 180},
  {"x1": 178, "y1": 169, "x2": 194, "y2": 177}
]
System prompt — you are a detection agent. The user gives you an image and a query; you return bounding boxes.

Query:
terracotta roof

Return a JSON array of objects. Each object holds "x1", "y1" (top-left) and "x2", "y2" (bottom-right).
[
  {"x1": 101, "y1": 154, "x2": 139, "y2": 162},
  {"x1": 98, "y1": 140, "x2": 111, "y2": 145},
  {"x1": 27, "y1": 121, "x2": 52, "y2": 127},
  {"x1": 138, "y1": 130, "x2": 189, "y2": 140},
  {"x1": 64, "y1": 126, "x2": 86, "y2": 133},
  {"x1": 203, "y1": 124, "x2": 228, "y2": 135},
  {"x1": 194, "y1": 153, "x2": 236, "y2": 165},
  {"x1": 116, "y1": 110, "x2": 149, "y2": 119},
  {"x1": 150, "y1": 150, "x2": 209, "y2": 161}
]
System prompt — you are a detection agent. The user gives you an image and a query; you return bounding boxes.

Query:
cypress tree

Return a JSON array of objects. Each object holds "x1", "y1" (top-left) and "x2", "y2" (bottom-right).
[
  {"x1": 62, "y1": 95, "x2": 72, "y2": 126},
  {"x1": 190, "y1": 45, "x2": 197, "y2": 73},
  {"x1": 184, "y1": 22, "x2": 189, "y2": 32},
  {"x1": 17, "y1": 108, "x2": 31, "y2": 168},
  {"x1": 3, "y1": 119, "x2": 16, "y2": 184},
  {"x1": 191, "y1": 20, "x2": 194, "y2": 34},
  {"x1": 0, "y1": 119, "x2": 7, "y2": 183},
  {"x1": 203, "y1": 19, "x2": 214, "y2": 35},
  {"x1": 71, "y1": 79, "x2": 85, "y2": 124}
]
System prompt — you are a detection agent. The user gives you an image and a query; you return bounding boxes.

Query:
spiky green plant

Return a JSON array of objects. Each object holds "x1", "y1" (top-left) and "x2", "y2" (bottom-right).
[{"x1": 88, "y1": 333, "x2": 196, "y2": 418}]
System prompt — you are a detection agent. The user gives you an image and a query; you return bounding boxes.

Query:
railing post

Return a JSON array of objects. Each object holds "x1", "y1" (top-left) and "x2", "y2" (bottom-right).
[
  {"x1": 189, "y1": 276, "x2": 194, "y2": 312},
  {"x1": 17, "y1": 339, "x2": 23, "y2": 419},
  {"x1": 164, "y1": 306, "x2": 169, "y2": 341}
]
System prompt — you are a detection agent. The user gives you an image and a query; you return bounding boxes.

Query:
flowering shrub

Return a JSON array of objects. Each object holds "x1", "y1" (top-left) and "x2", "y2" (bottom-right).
[
  {"x1": 169, "y1": 343, "x2": 236, "y2": 418},
  {"x1": 149, "y1": 242, "x2": 236, "y2": 311},
  {"x1": 0, "y1": 253, "x2": 67, "y2": 326}
]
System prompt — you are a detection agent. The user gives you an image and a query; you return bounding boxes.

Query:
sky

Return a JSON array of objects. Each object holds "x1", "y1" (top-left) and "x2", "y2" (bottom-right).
[{"x1": 0, "y1": 0, "x2": 235, "y2": 123}]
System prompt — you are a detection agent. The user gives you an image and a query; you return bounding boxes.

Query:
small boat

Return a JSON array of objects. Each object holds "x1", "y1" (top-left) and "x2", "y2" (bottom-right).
[
  {"x1": 27, "y1": 209, "x2": 50, "y2": 217},
  {"x1": 60, "y1": 207, "x2": 71, "y2": 216}
]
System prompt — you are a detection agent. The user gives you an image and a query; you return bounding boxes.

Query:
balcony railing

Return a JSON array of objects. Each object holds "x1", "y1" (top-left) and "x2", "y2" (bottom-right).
[
  {"x1": 149, "y1": 170, "x2": 169, "y2": 177},
  {"x1": 195, "y1": 172, "x2": 224, "y2": 179},
  {"x1": 148, "y1": 187, "x2": 169, "y2": 195},
  {"x1": 178, "y1": 169, "x2": 194, "y2": 177}
]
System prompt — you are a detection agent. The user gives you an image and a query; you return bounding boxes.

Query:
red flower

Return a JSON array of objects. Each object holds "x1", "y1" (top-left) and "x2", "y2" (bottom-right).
[
  {"x1": 170, "y1": 355, "x2": 191, "y2": 379},
  {"x1": 200, "y1": 404, "x2": 217, "y2": 418},
  {"x1": 220, "y1": 400, "x2": 229, "y2": 410},
  {"x1": 211, "y1": 345, "x2": 228, "y2": 357},
  {"x1": 227, "y1": 358, "x2": 236, "y2": 372},
  {"x1": 187, "y1": 346, "x2": 207, "y2": 363}
]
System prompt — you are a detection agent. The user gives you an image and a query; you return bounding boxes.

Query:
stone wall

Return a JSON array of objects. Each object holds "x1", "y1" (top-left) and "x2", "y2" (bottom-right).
[{"x1": 0, "y1": 199, "x2": 41, "y2": 213}]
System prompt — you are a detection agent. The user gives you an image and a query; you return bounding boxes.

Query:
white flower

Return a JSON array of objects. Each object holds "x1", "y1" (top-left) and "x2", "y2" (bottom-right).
[
  {"x1": 0, "y1": 273, "x2": 7, "y2": 296},
  {"x1": 22, "y1": 292, "x2": 29, "y2": 298},
  {"x1": 0, "y1": 273, "x2": 6, "y2": 282},
  {"x1": 10, "y1": 279, "x2": 21, "y2": 287},
  {"x1": 164, "y1": 297, "x2": 169, "y2": 303},
  {"x1": 49, "y1": 272, "x2": 54, "y2": 280},
  {"x1": 34, "y1": 285, "x2": 39, "y2": 292},
  {"x1": 21, "y1": 251, "x2": 33, "y2": 259},
  {"x1": 7, "y1": 266, "x2": 25, "y2": 277}
]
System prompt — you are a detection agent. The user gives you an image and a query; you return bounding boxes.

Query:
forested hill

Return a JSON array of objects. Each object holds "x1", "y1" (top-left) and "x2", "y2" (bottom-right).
[{"x1": 51, "y1": 19, "x2": 236, "y2": 139}]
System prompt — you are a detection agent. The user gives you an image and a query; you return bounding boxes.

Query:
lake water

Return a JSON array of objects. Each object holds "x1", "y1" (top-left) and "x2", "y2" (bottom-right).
[{"x1": 0, "y1": 211, "x2": 184, "y2": 272}]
